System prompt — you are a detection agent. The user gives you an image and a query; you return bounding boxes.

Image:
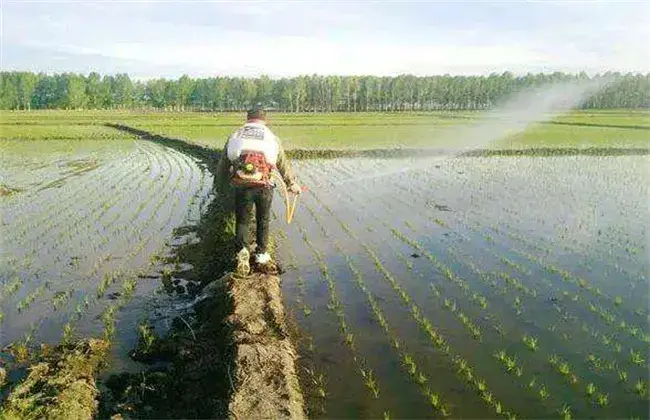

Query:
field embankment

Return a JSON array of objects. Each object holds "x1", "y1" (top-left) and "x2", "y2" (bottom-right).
[
  {"x1": 105, "y1": 122, "x2": 649, "y2": 160},
  {"x1": 225, "y1": 272, "x2": 305, "y2": 419}
]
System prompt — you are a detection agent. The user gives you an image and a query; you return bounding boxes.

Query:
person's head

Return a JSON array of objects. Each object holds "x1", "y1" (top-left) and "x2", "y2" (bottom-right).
[{"x1": 247, "y1": 103, "x2": 267, "y2": 123}]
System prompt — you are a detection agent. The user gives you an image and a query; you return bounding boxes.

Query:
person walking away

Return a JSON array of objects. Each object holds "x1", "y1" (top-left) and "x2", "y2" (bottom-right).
[{"x1": 217, "y1": 104, "x2": 301, "y2": 275}]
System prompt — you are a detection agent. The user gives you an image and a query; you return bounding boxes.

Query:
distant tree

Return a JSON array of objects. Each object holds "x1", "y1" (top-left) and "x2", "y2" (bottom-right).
[
  {"x1": 61, "y1": 73, "x2": 88, "y2": 109},
  {"x1": 146, "y1": 79, "x2": 167, "y2": 109},
  {"x1": 1, "y1": 70, "x2": 649, "y2": 110},
  {"x1": 177, "y1": 75, "x2": 194, "y2": 110},
  {"x1": 112, "y1": 74, "x2": 134, "y2": 109},
  {"x1": 255, "y1": 75, "x2": 273, "y2": 106},
  {"x1": 242, "y1": 78, "x2": 257, "y2": 109},
  {"x1": 86, "y1": 72, "x2": 108, "y2": 109},
  {"x1": 16, "y1": 72, "x2": 39, "y2": 110},
  {"x1": 30, "y1": 75, "x2": 55, "y2": 109},
  {"x1": 0, "y1": 72, "x2": 19, "y2": 109}
]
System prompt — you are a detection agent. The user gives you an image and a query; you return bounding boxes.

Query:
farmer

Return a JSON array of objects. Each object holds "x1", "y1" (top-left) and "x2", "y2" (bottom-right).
[{"x1": 217, "y1": 104, "x2": 301, "y2": 275}]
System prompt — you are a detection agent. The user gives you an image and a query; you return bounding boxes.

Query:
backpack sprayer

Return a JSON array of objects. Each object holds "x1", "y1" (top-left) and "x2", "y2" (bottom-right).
[{"x1": 230, "y1": 150, "x2": 305, "y2": 225}]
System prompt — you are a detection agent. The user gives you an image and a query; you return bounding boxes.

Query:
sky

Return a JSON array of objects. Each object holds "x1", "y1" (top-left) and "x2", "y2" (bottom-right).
[{"x1": 2, "y1": 0, "x2": 649, "y2": 79}]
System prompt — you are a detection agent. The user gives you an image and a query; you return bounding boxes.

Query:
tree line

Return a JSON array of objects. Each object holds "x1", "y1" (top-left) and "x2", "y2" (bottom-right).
[{"x1": 1, "y1": 71, "x2": 648, "y2": 111}]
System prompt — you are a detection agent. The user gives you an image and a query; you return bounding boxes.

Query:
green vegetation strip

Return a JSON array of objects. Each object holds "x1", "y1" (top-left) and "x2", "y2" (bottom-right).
[
  {"x1": 3, "y1": 111, "x2": 650, "y2": 151},
  {"x1": 286, "y1": 147, "x2": 650, "y2": 160}
]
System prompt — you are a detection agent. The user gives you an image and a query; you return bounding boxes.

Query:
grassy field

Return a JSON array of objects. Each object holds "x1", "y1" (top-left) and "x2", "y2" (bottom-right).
[{"x1": 1, "y1": 110, "x2": 649, "y2": 150}]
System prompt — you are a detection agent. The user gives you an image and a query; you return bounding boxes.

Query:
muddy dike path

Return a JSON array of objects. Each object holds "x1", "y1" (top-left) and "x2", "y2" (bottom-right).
[{"x1": 1, "y1": 127, "x2": 305, "y2": 419}]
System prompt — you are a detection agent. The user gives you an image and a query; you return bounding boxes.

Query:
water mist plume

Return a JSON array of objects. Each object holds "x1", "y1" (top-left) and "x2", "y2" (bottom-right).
[{"x1": 332, "y1": 77, "x2": 611, "y2": 186}]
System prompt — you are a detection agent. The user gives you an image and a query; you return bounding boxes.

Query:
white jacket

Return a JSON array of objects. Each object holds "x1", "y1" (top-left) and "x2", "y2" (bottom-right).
[{"x1": 226, "y1": 121, "x2": 279, "y2": 165}]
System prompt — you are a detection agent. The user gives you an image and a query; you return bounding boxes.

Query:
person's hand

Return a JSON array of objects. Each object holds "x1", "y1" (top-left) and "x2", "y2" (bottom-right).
[{"x1": 288, "y1": 183, "x2": 302, "y2": 195}]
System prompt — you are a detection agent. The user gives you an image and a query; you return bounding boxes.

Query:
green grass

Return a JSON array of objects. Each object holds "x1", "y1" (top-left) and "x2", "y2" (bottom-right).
[
  {"x1": 0, "y1": 124, "x2": 138, "y2": 141},
  {"x1": 1, "y1": 110, "x2": 648, "y2": 149}
]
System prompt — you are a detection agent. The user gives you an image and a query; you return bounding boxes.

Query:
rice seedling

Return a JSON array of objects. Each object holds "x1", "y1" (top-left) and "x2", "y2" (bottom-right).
[
  {"x1": 494, "y1": 350, "x2": 525, "y2": 379},
  {"x1": 303, "y1": 367, "x2": 327, "y2": 399},
  {"x1": 558, "y1": 361, "x2": 571, "y2": 376},
  {"x1": 538, "y1": 385, "x2": 550, "y2": 400},
  {"x1": 559, "y1": 404, "x2": 573, "y2": 420},
  {"x1": 389, "y1": 229, "x2": 474, "y2": 298},
  {"x1": 359, "y1": 368, "x2": 380, "y2": 399},
  {"x1": 482, "y1": 391, "x2": 493, "y2": 404},
  {"x1": 522, "y1": 335, "x2": 538, "y2": 351},
  {"x1": 62, "y1": 322, "x2": 75, "y2": 345},
  {"x1": 495, "y1": 271, "x2": 536, "y2": 297},
  {"x1": 629, "y1": 349, "x2": 645, "y2": 365},
  {"x1": 470, "y1": 293, "x2": 488, "y2": 309},
  {"x1": 100, "y1": 303, "x2": 118, "y2": 340},
  {"x1": 513, "y1": 296, "x2": 523, "y2": 315},
  {"x1": 52, "y1": 290, "x2": 71, "y2": 310},
  {"x1": 433, "y1": 218, "x2": 448, "y2": 228},
  {"x1": 137, "y1": 321, "x2": 156, "y2": 353},
  {"x1": 5, "y1": 155, "x2": 142, "y2": 243},
  {"x1": 595, "y1": 392, "x2": 609, "y2": 407},
  {"x1": 16, "y1": 154, "x2": 152, "y2": 255},
  {"x1": 1, "y1": 276, "x2": 23, "y2": 301},
  {"x1": 120, "y1": 277, "x2": 138, "y2": 302},
  {"x1": 500, "y1": 256, "x2": 532, "y2": 276},
  {"x1": 16, "y1": 283, "x2": 48, "y2": 313},
  {"x1": 634, "y1": 379, "x2": 647, "y2": 397}
]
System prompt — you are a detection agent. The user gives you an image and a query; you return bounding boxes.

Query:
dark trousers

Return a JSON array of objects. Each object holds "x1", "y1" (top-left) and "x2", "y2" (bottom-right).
[{"x1": 235, "y1": 187, "x2": 273, "y2": 254}]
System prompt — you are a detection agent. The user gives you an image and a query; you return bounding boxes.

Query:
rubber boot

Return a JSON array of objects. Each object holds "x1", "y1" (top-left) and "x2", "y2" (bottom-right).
[
  {"x1": 236, "y1": 247, "x2": 251, "y2": 276},
  {"x1": 253, "y1": 252, "x2": 278, "y2": 275}
]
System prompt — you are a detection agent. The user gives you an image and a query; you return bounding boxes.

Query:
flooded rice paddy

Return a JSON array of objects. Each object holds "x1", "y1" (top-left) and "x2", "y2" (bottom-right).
[
  {"x1": 279, "y1": 155, "x2": 649, "y2": 419},
  {"x1": 0, "y1": 138, "x2": 213, "y2": 372}
]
